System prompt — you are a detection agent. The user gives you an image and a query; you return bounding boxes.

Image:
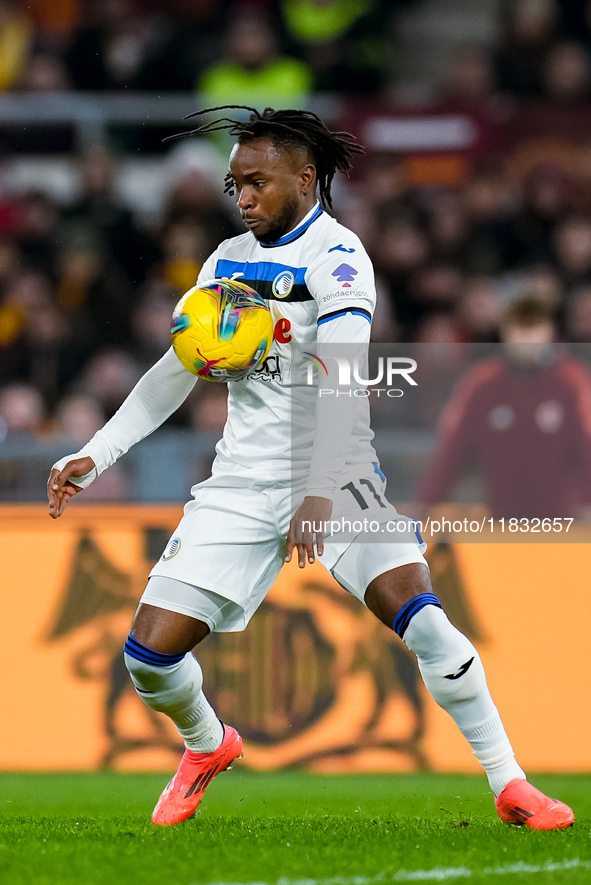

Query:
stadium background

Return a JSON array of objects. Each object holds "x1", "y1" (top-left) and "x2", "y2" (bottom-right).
[{"x1": 1, "y1": 0, "x2": 591, "y2": 775}]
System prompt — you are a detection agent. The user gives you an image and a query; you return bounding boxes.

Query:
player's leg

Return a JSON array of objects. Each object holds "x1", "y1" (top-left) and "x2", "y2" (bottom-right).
[
  {"x1": 363, "y1": 560, "x2": 574, "y2": 830},
  {"x1": 124, "y1": 585, "x2": 245, "y2": 826},
  {"x1": 125, "y1": 597, "x2": 222, "y2": 753},
  {"x1": 126, "y1": 483, "x2": 285, "y2": 824},
  {"x1": 320, "y1": 468, "x2": 573, "y2": 830},
  {"x1": 365, "y1": 562, "x2": 526, "y2": 795}
]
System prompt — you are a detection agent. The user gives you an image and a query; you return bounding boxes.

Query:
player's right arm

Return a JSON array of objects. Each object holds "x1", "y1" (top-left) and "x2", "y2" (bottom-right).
[
  {"x1": 48, "y1": 456, "x2": 96, "y2": 518},
  {"x1": 48, "y1": 348, "x2": 198, "y2": 517},
  {"x1": 48, "y1": 252, "x2": 222, "y2": 518}
]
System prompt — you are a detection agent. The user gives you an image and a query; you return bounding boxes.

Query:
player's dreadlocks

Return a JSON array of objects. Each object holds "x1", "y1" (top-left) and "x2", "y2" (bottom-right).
[{"x1": 165, "y1": 105, "x2": 364, "y2": 210}]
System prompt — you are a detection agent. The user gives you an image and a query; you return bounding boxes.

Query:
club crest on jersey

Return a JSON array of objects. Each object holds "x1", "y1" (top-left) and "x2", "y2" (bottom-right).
[
  {"x1": 272, "y1": 270, "x2": 295, "y2": 298},
  {"x1": 162, "y1": 537, "x2": 181, "y2": 560},
  {"x1": 332, "y1": 263, "x2": 358, "y2": 287}
]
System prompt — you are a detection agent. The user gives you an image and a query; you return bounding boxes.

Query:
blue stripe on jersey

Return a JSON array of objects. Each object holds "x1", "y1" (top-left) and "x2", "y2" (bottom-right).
[
  {"x1": 260, "y1": 204, "x2": 324, "y2": 248},
  {"x1": 123, "y1": 633, "x2": 185, "y2": 667},
  {"x1": 317, "y1": 308, "x2": 372, "y2": 326},
  {"x1": 393, "y1": 593, "x2": 442, "y2": 640},
  {"x1": 215, "y1": 259, "x2": 307, "y2": 285}
]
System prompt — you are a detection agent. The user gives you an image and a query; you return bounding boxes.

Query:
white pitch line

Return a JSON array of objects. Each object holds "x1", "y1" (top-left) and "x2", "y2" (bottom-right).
[{"x1": 200, "y1": 857, "x2": 591, "y2": 885}]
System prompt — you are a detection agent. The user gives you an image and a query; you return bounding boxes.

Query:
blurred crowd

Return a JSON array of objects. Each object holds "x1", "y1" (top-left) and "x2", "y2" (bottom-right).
[{"x1": 3, "y1": 0, "x2": 591, "y2": 462}]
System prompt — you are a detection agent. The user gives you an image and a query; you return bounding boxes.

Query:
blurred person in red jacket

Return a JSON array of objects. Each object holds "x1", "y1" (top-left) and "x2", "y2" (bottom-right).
[{"x1": 416, "y1": 294, "x2": 591, "y2": 519}]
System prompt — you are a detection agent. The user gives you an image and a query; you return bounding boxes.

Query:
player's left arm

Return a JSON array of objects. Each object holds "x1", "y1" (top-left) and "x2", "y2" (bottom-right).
[{"x1": 286, "y1": 237, "x2": 375, "y2": 567}]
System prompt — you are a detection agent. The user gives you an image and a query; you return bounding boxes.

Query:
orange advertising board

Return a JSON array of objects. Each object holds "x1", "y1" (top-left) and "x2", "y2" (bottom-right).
[{"x1": 1, "y1": 505, "x2": 590, "y2": 773}]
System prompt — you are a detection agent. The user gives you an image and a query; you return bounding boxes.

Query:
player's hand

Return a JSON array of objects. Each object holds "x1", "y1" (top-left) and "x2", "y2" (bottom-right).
[
  {"x1": 285, "y1": 496, "x2": 333, "y2": 568},
  {"x1": 47, "y1": 457, "x2": 96, "y2": 519}
]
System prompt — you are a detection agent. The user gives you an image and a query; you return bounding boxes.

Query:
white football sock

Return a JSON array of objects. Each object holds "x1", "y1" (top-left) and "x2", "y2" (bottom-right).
[
  {"x1": 124, "y1": 650, "x2": 224, "y2": 753},
  {"x1": 402, "y1": 603, "x2": 525, "y2": 796}
]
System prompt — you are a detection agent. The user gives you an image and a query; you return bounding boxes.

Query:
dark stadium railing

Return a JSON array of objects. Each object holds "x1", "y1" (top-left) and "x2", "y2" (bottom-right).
[
  {"x1": 0, "y1": 93, "x2": 343, "y2": 151},
  {"x1": 0, "y1": 429, "x2": 434, "y2": 502}
]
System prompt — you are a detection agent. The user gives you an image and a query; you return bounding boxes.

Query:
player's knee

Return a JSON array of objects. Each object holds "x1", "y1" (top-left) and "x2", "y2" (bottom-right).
[
  {"x1": 394, "y1": 596, "x2": 485, "y2": 706},
  {"x1": 123, "y1": 633, "x2": 196, "y2": 693}
]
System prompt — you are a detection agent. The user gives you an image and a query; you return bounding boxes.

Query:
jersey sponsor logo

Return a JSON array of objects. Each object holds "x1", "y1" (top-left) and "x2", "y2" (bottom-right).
[
  {"x1": 274, "y1": 317, "x2": 292, "y2": 343},
  {"x1": 332, "y1": 263, "x2": 358, "y2": 287},
  {"x1": 321, "y1": 289, "x2": 369, "y2": 304},
  {"x1": 162, "y1": 537, "x2": 181, "y2": 560},
  {"x1": 272, "y1": 270, "x2": 295, "y2": 299},
  {"x1": 328, "y1": 244, "x2": 356, "y2": 254},
  {"x1": 247, "y1": 355, "x2": 282, "y2": 382}
]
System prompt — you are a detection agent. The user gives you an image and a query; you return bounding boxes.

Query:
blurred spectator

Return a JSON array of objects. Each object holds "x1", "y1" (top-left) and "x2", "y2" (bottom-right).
[
  {"x1": 459, "y1": 174, "x2": 519, "y2": 274},
  {"x1": 63, "y1": 148, "x2": 159, "y2": 287},
  {"x1": 456, "y1": 276, "x2": 503, "y2": 343},
  {"x1": 279, "y1": 0, "x2": 389, "y2": 94},
  {"x1": 495, "y1": 0, "x2": 559, "y2": 96},
  {"x1": 414, "y1": 313, "x2": 464, "y2": 345},
  {"x1": 55, "y1": 239, "x2": 132, "y2": 347},
  {"x1": 0, "y1": 235, "x2": 19, "y2": 287},
  {"x1": 508, "y1": 163, "x2": 576, "y2": 265},
  {"x1": 26, "y1": 0, "x2": 81, "y2": 50},
  {"x1": 361, "y1": 155, "x2": 409, "y2": 216},
  {"x1": 65, "y1": 0, "x2": 173, "y2": 91},
  {"x1": 160, "y1": 221, "x2": 207, "y2": 296},
  {"x1": 52, "y1": 392, "x2": 105, "y2": 442},
  {"x1": 19, "y1": 52, "x2": 70, "y2": 91},
  {"x1": 78, "y1": 348, "x2": 142, "y2": 418},
  {"x1": 162, "y1": 168, "x2": 239, "y2": 257},
  {"x1": 509, "y1": 39, "x2": 591, "y2": 156},
  {"x1": 0, "y1": 380, "x2": 51, "y2": 500},
  {"x1": 17, "y1": 190, "x2": 61, "y2": 273},
  {"x1": 8, "y1": 0, "x2": 591, "y2": 504},
  {"x1": 415, "y1": 295, "x2": 591, "y2": 518},
  {"x1": 130, "y1": 280, "x2": 178, "y2": 370},
  {"x1": 0, "y1": 381, "x2": 45, "y2": 437},
  {"x1": 0, "y1": 267, "x2": 41, "y2": 378},
  {"x1": 371, "y1": 213, "x2": 430, "y2": 335},
  {"x1": 551, "y1": 214, "x2": 591, "y2": 286},
  {"x1": 426, "y1": 193, "x2": 469, "y2": 263},
  {"x1": 198, "y1": 10, "x2": 313, "y2": 110},
  {"x1": 565, "y1": 284, "x2": 591, "y2": 341},
  {"x1": 441, "y1": 44, "x2": 498, "y2": 108},
  {"x1": 500, "y1": 262, "x2": 563, "y2": 316},
  {"x1": 542, "y1": 39, "x2": 591, "y2": 103},
  {"x1": 0, "y1": 269, "x2": 89, "y2": 405},
  {"x1": 409, "y1": 262, "x2": 463, "y2": 316},
  {"x1": 0, "y1": 0, "x2": 32, "y2": 92},
  {"x1": 20, "y1": 298, "x2": 74, "y2": 403}
]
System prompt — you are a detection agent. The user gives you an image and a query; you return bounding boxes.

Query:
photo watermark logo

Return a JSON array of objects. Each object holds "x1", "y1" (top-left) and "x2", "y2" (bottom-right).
[{"x1": 302, "y1": 352, "x2": 418, "y2": 397}]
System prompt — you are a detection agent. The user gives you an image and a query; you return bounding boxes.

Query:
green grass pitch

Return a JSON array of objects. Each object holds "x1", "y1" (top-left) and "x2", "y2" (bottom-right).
[{"x1": 0, "y1": 772, "x2": 589, "y2": 885}]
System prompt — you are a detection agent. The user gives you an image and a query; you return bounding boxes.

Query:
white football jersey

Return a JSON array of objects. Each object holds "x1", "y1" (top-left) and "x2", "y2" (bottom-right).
[
  {"x1": 52, "y1": 203, "x2": 382, "y2": 501},
  {"x1": 197, "y1": 202, "x2": 379, "y2": 492}
]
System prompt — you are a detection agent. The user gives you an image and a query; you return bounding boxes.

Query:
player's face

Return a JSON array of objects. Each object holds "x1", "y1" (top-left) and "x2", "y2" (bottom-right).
[
  {"x1": 502, "y1": 320, "x2": 555, "y2": 366},
  {"x1": 228, "y1": 138, "x2": 316, "y2": 242}
]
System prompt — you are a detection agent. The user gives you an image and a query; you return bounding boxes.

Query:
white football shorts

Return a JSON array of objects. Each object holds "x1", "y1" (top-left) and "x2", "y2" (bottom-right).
[{"x1": 144, "y1": 464, "x2": 428, "y2": 632}]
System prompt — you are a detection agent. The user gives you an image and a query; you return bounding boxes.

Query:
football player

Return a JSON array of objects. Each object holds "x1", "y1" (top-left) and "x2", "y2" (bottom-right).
[{"x1": 48, "y1": 107, "x2": 573, "y2": 830}]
